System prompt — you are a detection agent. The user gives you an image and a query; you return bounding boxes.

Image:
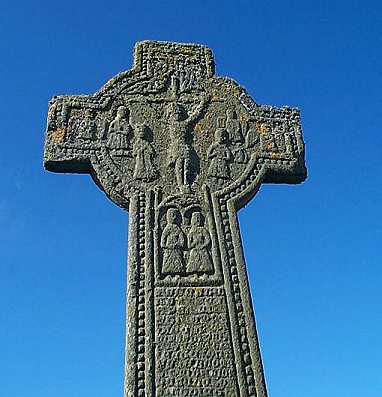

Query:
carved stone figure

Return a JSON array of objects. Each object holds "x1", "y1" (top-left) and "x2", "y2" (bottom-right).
[
  {"x1": 270, "y1": 134, "x2": 278, "y2": 151},
  {"x1": 167, "y1": 94, "x2": 209, "y2": 192},
  {"x1": 233, "y1": 146, "x2": 249, "y2": 164},
  {"x1": 285, "y1": 132, "x2": 294, "y2": 154},
  {"x1": 77, "y1": 109, "x2": 95, "y2": 140},
  {"x1": 44, "y1": 41, "x2": 307, "y2": 397},
  {"x1": 207, "y1": 128, "x2": 232, "y2": 180},
  {"x1": 132, "y1": 124, "x2": 157, "y2": 181},
  {"x1": 245, "y1": 124, "x2": 260, "y2": 148},
  {"x1": 226, "y1": 108, "x2": 244, "y2": 143},
  {"x1": 273, "y1": 122, "x2": 285, "y2": 151},
  {"x1": 107, "y1": 106, "x2": 132, "y2": 152},
  {"x1": 95, "y1": 116, "x2": 108, "y2": 140},
  {"x1": 186, "y1": 212, "x2": 213, "y2": 274},
  {"x1": 160, "y1": 208, "x2": 186, "y2": 275}
]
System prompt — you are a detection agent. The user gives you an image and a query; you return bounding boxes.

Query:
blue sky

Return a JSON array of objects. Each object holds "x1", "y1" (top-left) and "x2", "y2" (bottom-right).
[{"x1": 1, "y1": 1, "x2": 381, "y2": 396}]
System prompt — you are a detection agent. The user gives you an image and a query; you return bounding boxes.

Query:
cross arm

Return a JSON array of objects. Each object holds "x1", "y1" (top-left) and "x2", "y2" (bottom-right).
[
  {"x1": 44, "y1": 94, "x2": 111, "y2": 174},
  {"x1": 237, "y1": 95, "x2": 307, "y2": 186},
  {"x1": 260, "y1": 105, "x2": 306, "y2": 185}
]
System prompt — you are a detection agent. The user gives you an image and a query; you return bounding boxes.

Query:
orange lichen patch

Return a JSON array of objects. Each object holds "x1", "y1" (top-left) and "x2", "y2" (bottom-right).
[
  {"x1": 212, "y1": 91, "x2": 219, "y2": 100},
  {"x1": 240, "y1": 114, "x2": 248, "y2": 122},
  {"x1": 52, "y1": 128, "x2": 66, "y2": 143},
  {"x1": 182, "y1": 47, "x2": 194, "y2": 55},
  {"x1": 48, "y1": 103, "x2": 62, "y2": 118},
  {"x1": 128, "y1": 304, "x2": 135, "y2": 317},
  {"x1": 194, "y1": 287, "x2": 201, "y2": 296},
  {"x1": 167, "y1": 56, "x2": 175, "y2": 66},
  {"x1": 48, "y1": 106, "x2": 55, "y2": 117},
  {"x1": 257, "y1": 123, "x2": 269, "y2": 135},
  {"x1": 232, "y1": 91, "x2": 239, "y2": 98},
  {"x1": 44, "y1": 148, "x2": 53, "y2": 158},
  {"x1": 271, "y1": 152, "x2": 281, "y2": 159},
  {"x1": 195, "y1": 123, "x2": 203, "y2": 131}
]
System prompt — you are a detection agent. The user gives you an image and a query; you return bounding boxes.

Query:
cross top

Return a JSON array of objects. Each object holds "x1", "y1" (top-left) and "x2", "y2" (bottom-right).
[
  {"x1": 44, "y1": 41, "x2": 307, "y2": 397},
  {"x1": 44, "y1": 40, "x2": 306, "y2": 210}
]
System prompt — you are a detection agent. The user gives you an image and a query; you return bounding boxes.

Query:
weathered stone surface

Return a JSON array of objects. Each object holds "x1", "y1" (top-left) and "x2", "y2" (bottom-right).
[{"x1": 44, "y1": 40, "x2": 307, "y2": 397}]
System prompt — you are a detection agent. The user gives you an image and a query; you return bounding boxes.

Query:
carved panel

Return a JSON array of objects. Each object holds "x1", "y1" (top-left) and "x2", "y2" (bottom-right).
[{"x1": 155, "y1": 287, "x2": 239, "y2": 397}]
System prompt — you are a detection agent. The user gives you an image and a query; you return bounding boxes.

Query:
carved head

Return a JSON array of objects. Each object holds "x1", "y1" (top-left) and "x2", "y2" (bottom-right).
[
  {"x1": 191, "y1": 212, "x2": 203, "y2": 227},
  {"x1": 135, "y1": 124, "x2": 149, "y2": 139},
  {"x1": 215, "y1": 128, "x2": 228, "y2": 144},
  {"x1": 117, "y1": 106, "x2": 129, "y2": 119},
  {"x1": 167, "y1": 208, "x2": 180, "y2": 224}
]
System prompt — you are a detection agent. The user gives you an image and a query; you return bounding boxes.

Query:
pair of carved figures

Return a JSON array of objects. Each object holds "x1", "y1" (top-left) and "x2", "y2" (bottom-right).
[
  {"x1": 160, "y1": 209, "x2": 213, "y2": 276},
  {"x1": 260, "y1": 122, "x2": 297, "y2": 155},
  {"x1": 107, "y1": 106, "x2": 157, "y2": 182}
]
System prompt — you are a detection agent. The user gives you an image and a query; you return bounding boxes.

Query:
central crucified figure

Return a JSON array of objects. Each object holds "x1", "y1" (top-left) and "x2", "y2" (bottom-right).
[{"x1": 166, "y1": 92, "x2": 210, "y2": 192}]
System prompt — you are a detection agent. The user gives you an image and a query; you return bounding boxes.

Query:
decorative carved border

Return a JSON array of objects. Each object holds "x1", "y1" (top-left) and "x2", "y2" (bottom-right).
[{"x1": 213, "y1": 156, "x2": 296, "y2": 397}]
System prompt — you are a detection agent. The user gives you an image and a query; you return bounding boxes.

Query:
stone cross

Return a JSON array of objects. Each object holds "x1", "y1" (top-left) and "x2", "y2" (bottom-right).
[{"x1": 44, "y1": 41, "x2": 307, "y2": 397}]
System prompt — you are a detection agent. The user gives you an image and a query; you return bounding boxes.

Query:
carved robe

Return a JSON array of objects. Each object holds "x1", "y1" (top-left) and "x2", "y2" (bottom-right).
[
  {"x1": 133, "y1": 138, "x2": 157, "y2": 181},
  {"x1": 160, "y1": 223, "x2": 186, "y2": 274},
  {"x1": 226, "y1": 118, "x2": 244, "y2": 143},
  {"x1": 167, "y1": 121, "x2": 191, "y2": 166},
  {"x1": 187, "y1": 226, "x2": 213, "y2": 273},
  {"x1": 207, "y1": 143, "x2": 232, "y2": 179},
  {"x1": 107, "y1": 118, "x2": 132, "y2": 150}
]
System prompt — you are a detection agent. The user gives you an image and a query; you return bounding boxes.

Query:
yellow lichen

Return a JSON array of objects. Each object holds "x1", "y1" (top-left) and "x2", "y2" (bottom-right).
[
  {"x1": 52, "y1": 128, "x2": 66, "y2": 143},
  {"x1": 258, "y1": 123, "x2": 269, "y2": 134},
  {"x1": 48, "y1": 105, "x2": 56, "y2": 118}
]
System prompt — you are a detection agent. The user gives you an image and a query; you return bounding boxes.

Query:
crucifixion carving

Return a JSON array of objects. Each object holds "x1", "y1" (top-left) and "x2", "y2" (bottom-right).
[{"x1": 44, "y1": 40, "x2": 307, "y2": 397}]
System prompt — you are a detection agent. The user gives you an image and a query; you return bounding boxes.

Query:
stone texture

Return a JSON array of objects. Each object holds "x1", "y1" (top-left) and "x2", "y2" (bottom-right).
[{"x1": 44, "y1": 40, "x2": 307, "y2": 397}]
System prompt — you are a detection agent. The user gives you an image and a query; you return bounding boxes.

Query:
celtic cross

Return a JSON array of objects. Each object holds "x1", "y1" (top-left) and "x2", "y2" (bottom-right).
[{"x1": 44, "y1": 41, "x2": 307, "y2": 397}]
